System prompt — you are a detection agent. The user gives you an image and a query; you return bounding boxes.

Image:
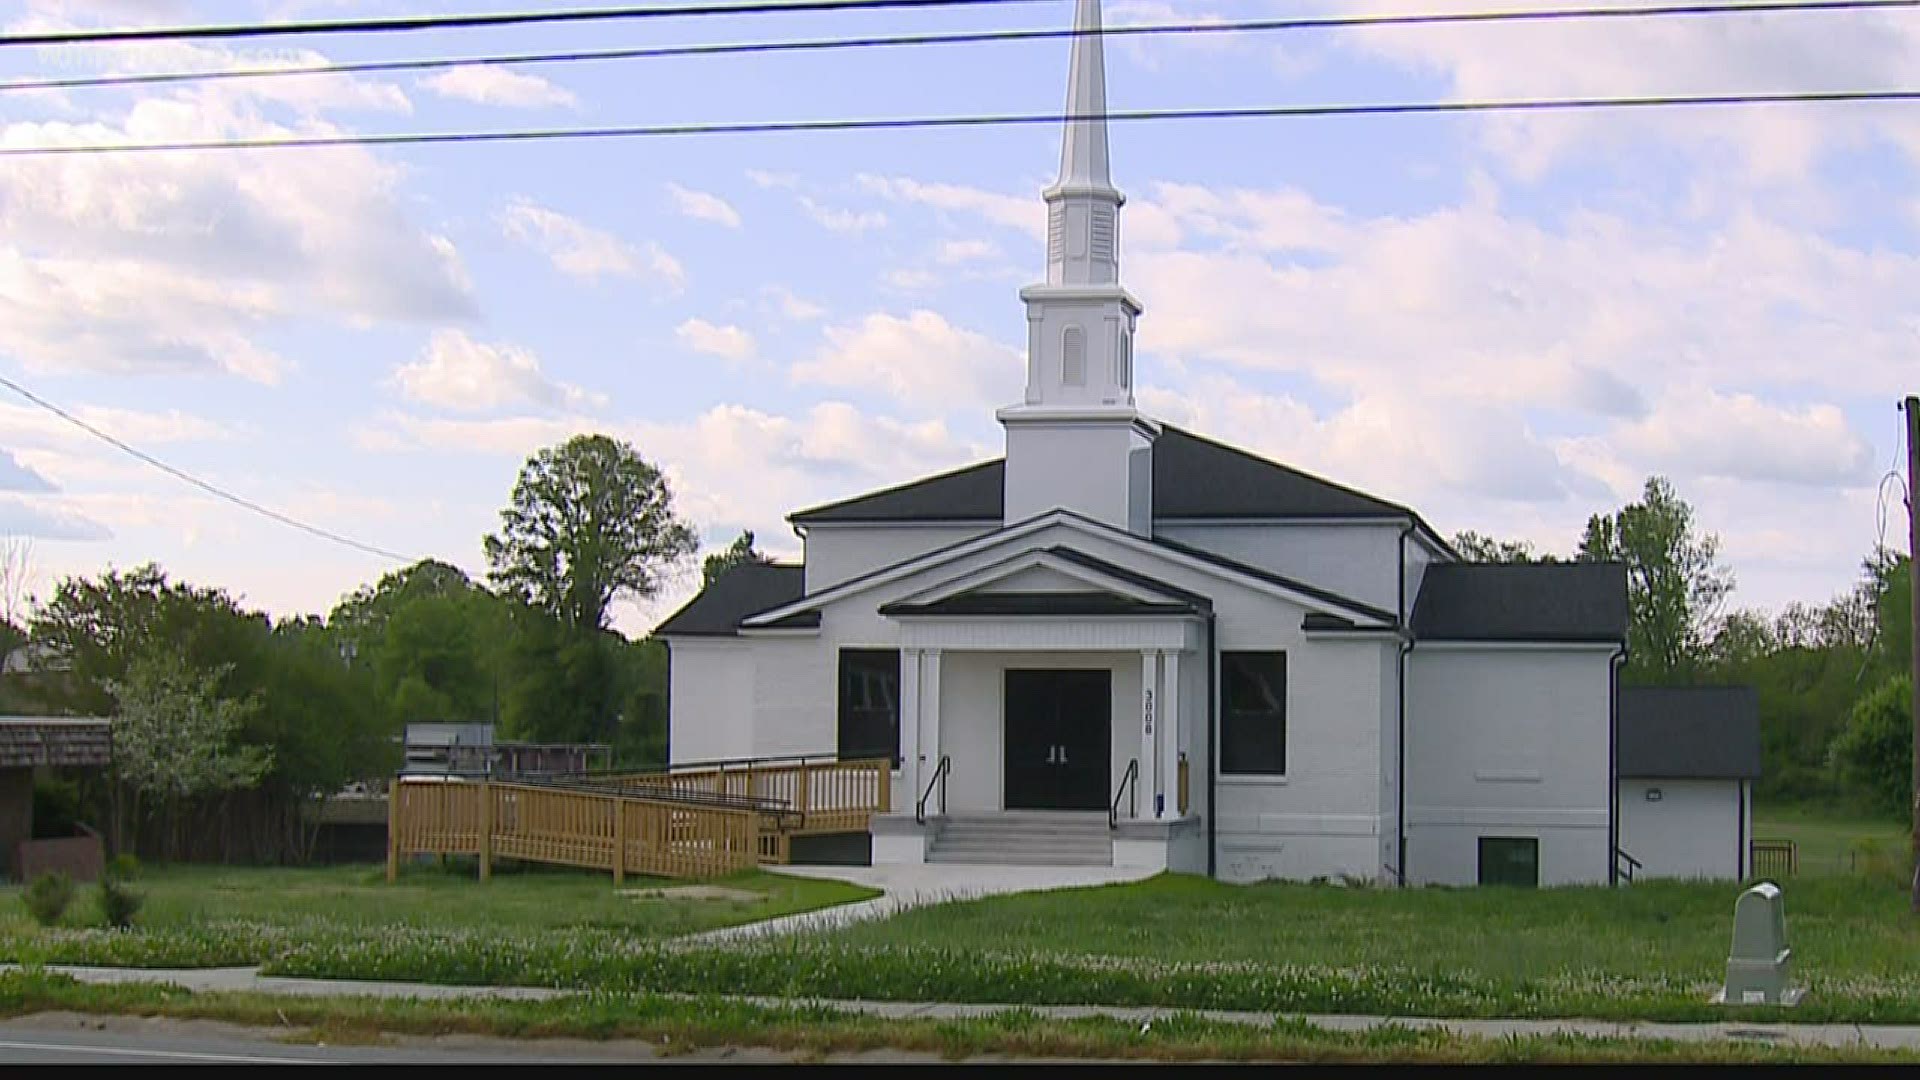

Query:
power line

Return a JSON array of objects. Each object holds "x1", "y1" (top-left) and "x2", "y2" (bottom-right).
[
  {"x1": 9, "y1": 89, "x2": 1920, "y2": 157},
  {"x1": 6, "y1": 1, "x2": 1918, "y2": 94},
  {"x1": 0, "y1": 0, "x2": 1044, "y2": 48},
  {"x1": 0, "y1": 373, "x2": 415, "y2": 564},
  {"x1": 15, "y1": 0, "x2": 1920, "y2": 95}
]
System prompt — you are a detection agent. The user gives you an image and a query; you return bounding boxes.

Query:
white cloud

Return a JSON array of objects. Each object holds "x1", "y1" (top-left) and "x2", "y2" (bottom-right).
[
  {"x1": 351, "y1": 411, "x2": 596, "y2": 457},
  {"x1": 800, "y1": 196, "x2": 886, "y2": 234},
  {"x1": 0, "y1": 449, "x2": 53, "y2": 493},
  {"x1": 883, "y1": 268, "x2": 939, "y2": 291},
  {"x1": 675, "y1": 319, "x2": 757, "y2": 362},
  {"x1": 746, "y1": 169, "x2": 798, "y2": 189},
  {"x1": 500, "y1": 201, "x2": 685, "y2": 288},
  {"x1": 935, "y1": 239, "x2": 1001, "y2": 265},
  {"x1": 763, "y1": 286, "x2": 825, "y2": 321},
  {"x1": 0, "y1": 496, "x2": 110, "y2": 542},
  {"x1": 1608, "y1": 390, "x2": 1874, "y2": 488},
  {"x1": 0, "y1": 95, "x2": 473, "y2": 380},
  {"x1": 389, "y1": 330, "x2": 606, "y2": 413},
  {"x1": 0, "y1": 401, "x2": 235, "y2": 452},
  {"x1": 858, "y1": 174, "x2": 1042, "y2": 236},
  {"x1": 795, "y1": 310, "x2": 1020, "y2": 411},
  {"x1": 420, "y1": 66, "x2": 576, "y2": 108},
  {"x1": 667, "y1": 183, "x2": 742, "y2": 228}
]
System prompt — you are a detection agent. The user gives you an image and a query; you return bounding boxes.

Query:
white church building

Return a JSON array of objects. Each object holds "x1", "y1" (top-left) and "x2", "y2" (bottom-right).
[{"x1": 658, "y1": 1, "x2": 1755, "y2": 886}]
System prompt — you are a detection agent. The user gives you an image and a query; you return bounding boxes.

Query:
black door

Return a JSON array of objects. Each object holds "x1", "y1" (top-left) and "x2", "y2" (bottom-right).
[{"x1": 1003, "y1": 669, "x2": 1111, "y2": 811}]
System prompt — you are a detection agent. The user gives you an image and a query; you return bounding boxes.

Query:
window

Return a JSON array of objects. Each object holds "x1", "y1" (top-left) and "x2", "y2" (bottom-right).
[
  {"x1": 838, "y1": 649, "x2": 901, "y2": 766},
  {"x1": 1062, "y1": 326, "x2": 1087, "y2": 386},
  {"x1": 1477, "y1": 837, "x2": 1539, "y2": 888},
  {"x1": 1221, "y1": 652, "x2": 1287, "y2": 775}
]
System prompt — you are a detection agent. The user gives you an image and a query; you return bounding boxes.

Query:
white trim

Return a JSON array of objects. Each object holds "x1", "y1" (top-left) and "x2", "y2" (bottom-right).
[
  {"x1": 798, "y1": 519, "x2": 996, "y2": 530},
  {"x1": 1217, "y1": 774, "x2": 1289, "y2": 786},
  {"x1": 1156, "y1": 516, "x2": 1405, "y2": 528},
  {"x1": 1302, "y1": 629, "x2": 1400, "y2": 641},
  {"x1": 737, "y1": 628, "x2": 822, "y2": 638},
  {"x1": 743, "y1": 509, "x2": 1392, "y2": 629},
  {"x1": 894, "y1": 548, "x2": 1181, "y2": 608},
  {"x1": 899, "y1": 616, "x2": 1200, "y2": 653},
  {"x1": 1415, "y1": 640, "x2": 1622, "y2": 653},
  {"x1": 1406, "y1": 807, "x2": 1608, "y2": 827}
]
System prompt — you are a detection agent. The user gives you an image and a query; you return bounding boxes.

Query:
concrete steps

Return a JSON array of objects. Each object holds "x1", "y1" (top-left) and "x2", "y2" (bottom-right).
[{"x1": 928, "y1": 812, "x2": 1113, "y2": 867}]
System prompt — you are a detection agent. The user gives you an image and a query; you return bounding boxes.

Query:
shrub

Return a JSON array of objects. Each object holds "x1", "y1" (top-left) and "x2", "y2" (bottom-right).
[
  {"x1": 106, "y1": 853, "x2": 141, "y2": 882},
  {"x1": 97, "y1": 876, "x2": 144, "y2": 930},
  {"x1": 22, "y1": 872, "x2": 75, "y2": 927},
  {"x1": 1828, "y1": 677, "x2": 1913, "y2": 819}
]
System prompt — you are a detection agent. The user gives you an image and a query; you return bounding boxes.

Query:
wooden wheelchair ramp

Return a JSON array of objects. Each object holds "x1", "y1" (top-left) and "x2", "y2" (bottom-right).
[{"x1": 386, "y1": 756, "x2": 890, "y2": 882}]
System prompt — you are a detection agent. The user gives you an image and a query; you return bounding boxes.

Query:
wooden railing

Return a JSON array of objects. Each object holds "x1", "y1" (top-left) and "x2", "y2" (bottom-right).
[
  {"x1": 1751, "y1": 839, "x2": 1797, "y2": 879},
  {"x1": 598, "y1": 756, "x2": 892, "y2": 836},
  {"x1": 387, "y1": 757, "x2": 893, "y2": 883}
]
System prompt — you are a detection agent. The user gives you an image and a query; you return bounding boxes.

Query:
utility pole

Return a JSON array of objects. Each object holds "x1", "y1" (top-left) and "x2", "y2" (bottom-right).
[{"x1": 1906, "y1": 395, "x2": 1919, "y2": 914}]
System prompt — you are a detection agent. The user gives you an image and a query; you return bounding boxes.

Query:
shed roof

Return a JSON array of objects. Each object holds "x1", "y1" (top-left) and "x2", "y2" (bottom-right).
[
  {"x1": 1617, "y1": 685, "x2": 1763, "y2": 780},
  {"x1": 1411, "y1": 562, "x2": 1628, "y2": 643}
]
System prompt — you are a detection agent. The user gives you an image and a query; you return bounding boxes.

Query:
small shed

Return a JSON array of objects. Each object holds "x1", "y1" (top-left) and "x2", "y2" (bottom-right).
[
  {"x1": 0, "y1": 716, "x2": 112, "y2": 880},
  {"x1": 1616, "y1": 687, "x2": 1762, "y2": 881}
]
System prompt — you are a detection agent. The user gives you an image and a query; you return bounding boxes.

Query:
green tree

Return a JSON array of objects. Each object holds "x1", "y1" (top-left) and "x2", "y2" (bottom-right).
[
  {"x1": 1829, "y1": 676, "x2": 1913, "y2": 819},
  {"x1": 106, "y1": 649, "x2": 273, "y2": 857},
  {"x1": 484, "y1": 434, "x2": 698, "y2": 631},
  {"x1": 498, "y1": 607, "x2": 622, "y2": 744},
  {"x1": 1451, "y1": 530, "x2": 1555, "y2": 564},
  {"x1": 1870, "y1": 552, "x2": 1913, "y2": 688},
  {"x1": 1577, "y1": 477, "x2": 1734, "y2": 684},
  {"x1": 702, "y1": 529, "x2": 773, "y2": 586},
  {"x1": 328, "y1": 559, "x2": 477, "y2": 650}
]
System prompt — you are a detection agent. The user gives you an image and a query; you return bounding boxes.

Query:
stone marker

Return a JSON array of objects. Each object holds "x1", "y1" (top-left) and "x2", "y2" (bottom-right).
[{"x1": 1715, "y1": 882, "x2": 1804, "y2": 1006}]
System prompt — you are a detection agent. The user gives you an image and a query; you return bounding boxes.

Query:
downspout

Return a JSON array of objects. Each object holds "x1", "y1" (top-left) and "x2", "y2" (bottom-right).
[
  {"x1": 1395, "y1": 522, "x2": 1415, "y2": 887},
  {"x1": 1608, "y1": 644, "x2": 1627, "y2": 886},
  {"x1": 1737, "y1": 779, "x2": 1747, "y2": 880},
  {"x1": 1206, "y1": 609, "x2": 1219, "y2": 879}
]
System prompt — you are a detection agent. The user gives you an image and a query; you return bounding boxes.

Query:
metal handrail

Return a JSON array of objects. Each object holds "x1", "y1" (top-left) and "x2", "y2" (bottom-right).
[
  {"x1": 1615, "y1": 847, "x2": 1643, "y2": 884},
  {"x1": 916, "y1": 755, "x2": 951, "y2": 825},
  {"x1": 1109, "y1": 758, "x2": 1138, "y2": 830}
]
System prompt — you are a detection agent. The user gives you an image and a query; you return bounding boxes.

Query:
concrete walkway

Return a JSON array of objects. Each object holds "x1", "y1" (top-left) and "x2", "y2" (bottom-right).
[
  {"x1": 7, "y1": 963, "x2": 1920, "y2": 1052},
  {"x1": 685, "y1": 862, "x2": 1156, "y2": 943}
]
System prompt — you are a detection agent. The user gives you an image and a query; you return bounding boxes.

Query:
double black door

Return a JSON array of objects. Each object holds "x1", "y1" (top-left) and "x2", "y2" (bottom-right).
[{"x1": 1003, "y1": 669, "x2": 1111, "y2": 811}]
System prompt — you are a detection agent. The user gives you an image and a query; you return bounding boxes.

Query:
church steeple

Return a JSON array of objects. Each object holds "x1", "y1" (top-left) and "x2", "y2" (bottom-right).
[{"x1": 998, "y1": 0, "x2": 1157, "y2": 535}]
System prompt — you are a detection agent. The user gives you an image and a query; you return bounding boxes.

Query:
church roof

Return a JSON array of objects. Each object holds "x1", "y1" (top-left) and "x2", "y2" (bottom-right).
[
  {"x1": 1411, "y1": 562, "x2": 1628, "y2": 643},
  {"x1": 1617, "y1": 686, "x2": 1762, "y2": 780},
  {"x1": 653, "y1": 562, "x2": 808, "y2": 637},
  {"x1": 789, "y1": 426, "x2": 1423, "y2": 527}
]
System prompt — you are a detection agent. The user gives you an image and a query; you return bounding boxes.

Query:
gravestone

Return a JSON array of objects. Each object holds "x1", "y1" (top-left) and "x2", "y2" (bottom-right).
[{"x1": 1716, "y1": 882, "x2": 1804, "y2": 1006}]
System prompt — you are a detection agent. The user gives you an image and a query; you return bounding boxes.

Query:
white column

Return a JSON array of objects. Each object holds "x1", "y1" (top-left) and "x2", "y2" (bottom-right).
[
  {"x1": 899, "y1": 648, "x2": 922, "y2": 813},
  {"x1": 1139, "y1": 649, "x2": 1160, "y2": 821},
  {"x1": 1160, "y1": 651, "x2": 1181, "y2": 820},
  {"x1": 924, "y1": 649, "x2": 943, "y2": 795}
]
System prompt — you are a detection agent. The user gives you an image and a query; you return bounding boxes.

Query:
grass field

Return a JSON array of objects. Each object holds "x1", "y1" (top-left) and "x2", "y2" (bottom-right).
[
  {"x1": 0, "y1": 861, "x2": 877, "y2": 967},
  {"x1": 1751, "y1": 806, "x2": 1909, "y2": 878}
]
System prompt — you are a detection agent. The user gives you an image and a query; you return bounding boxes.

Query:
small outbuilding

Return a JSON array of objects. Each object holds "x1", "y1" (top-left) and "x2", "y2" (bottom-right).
[
  {"x1": 1615, "y1": 686, "x2": 1762, "y2": 881},
  {"x1": 0, "y1": 716, "x2": 113, "y2": 880}
]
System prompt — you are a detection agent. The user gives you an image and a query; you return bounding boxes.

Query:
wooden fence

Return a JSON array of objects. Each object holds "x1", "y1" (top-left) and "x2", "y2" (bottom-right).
[
  {"x1": 1750, "y1": 839, "x2": 1797, "y2": 880},
  {"x1": 386, "y1": 757, "x2": 890, "y2": 883}
]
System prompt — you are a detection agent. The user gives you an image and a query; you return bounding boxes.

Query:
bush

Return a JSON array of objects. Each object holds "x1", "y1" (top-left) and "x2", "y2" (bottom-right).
[
  {"x1": 22, "y1": 872, "x2": 75, "y2": 927},
  {"x1": 97, "y1": 876, "x2": 144, "y2": 930},
  {"x1": 107, "y1": 853, "x2": 141, "y2": 882},
  {"x1": 1828, "y1": 677, "x2": 1913, "y2": 819}
]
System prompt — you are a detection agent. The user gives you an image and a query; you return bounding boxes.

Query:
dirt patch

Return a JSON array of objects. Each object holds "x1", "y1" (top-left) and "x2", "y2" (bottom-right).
[{"x1": 617, "y1": 886, "x2": 764, "y2": 904}]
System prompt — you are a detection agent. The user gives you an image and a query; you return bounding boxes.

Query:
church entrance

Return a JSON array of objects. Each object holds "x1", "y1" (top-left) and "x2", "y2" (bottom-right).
[{"x1": 1003, "y1": 669, "x2": 1111, "y2": 811}]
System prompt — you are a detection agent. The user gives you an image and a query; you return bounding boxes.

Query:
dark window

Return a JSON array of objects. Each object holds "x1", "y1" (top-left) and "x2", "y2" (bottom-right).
[
  {"x1": 838, "y1": 649, "x2": 901, "y2": 765},
  {"x1": 1221, "y1": 652, "x2": 1287, "y2": 776},
  {"x1": 1477, "y1": 837, "x2": 1539, "y2": 888}
]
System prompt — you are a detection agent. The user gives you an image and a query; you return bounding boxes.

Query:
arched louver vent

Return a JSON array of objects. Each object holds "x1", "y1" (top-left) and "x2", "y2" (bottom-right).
[{"x1": 1062, "y1": 326, "x2": 1087, "y2": 386}]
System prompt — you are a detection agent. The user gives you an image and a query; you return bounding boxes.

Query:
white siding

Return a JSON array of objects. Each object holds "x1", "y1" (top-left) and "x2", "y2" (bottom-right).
[
  {"x1": 1618, "y1": 778, "x2": 1744, "y2": 880},
  {"x1": 1154, "y1": 522, "x2": 1403, "y2": 613},
  {"x1": 803, "y1": 524, "x2": 994, "y2": 593},
  {"x1": 1404, "y1": 647, "x2": 1613, "y2": 886},
  {"x1": 668, "y1": 640, "x2": 756, "y2": 765}
]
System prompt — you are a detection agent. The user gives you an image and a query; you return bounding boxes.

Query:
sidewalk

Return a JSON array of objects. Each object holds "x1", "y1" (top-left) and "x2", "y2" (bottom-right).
[{"x1": 7, "y1": 963, "x2": 1920, "y2": 1051}]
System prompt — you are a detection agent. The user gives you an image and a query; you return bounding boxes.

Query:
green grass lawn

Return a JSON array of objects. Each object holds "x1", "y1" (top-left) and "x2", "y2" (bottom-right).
[
  {"x1": 1752, "y1": 805, "x2": 1909, "y2": 878},
  {"x1": 0, "y1": 861, "x2": 876, "y2": 969}
]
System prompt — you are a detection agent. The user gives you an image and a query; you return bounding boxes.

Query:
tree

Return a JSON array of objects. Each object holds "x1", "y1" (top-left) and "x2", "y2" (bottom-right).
[
  {"x1": 702, "y1": 529, "x2": 773, "y2": 586},
  {"x1": 328, "y1": 558, "x2": 476, "y2": 649},
  {"x1": 1829, "y1": 676, "x2": 1914, "y2": 819},
  {"x1": 0, "y1": 535, "x2": 33, "y2": 629},
  {"x1": 484, "y1": 435, "x2": 698, "y2": 631},
  {"x1": 1451, "y1": 530, "x2": 1555, "y2": 564},
  {"x1": 1577, "y1": 477, "x2": 1734, "y2": 684},
  {"x1": 106, "y1": 649, "x2": 273, "y2": 857}
]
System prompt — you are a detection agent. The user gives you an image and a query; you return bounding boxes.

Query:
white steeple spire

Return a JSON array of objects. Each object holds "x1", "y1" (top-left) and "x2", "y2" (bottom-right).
[
  {"x1": 1057, "y1": 0, "x2": 1116, "y2": 193},
  {"x1": 999, "y1": 0, "x2": 1157, "y2": 536}
]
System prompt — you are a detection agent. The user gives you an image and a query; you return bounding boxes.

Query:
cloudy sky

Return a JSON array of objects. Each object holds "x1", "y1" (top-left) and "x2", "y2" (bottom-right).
[{"x1": 0, "y1": 0, "x2": 1911, "y2": 636}]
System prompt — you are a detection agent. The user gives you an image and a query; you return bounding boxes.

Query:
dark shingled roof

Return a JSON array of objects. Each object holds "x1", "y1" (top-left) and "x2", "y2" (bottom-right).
[
  {"x1": 788, "y1": 426, "x2": 1414, "y2": 525},
  {"x1": 1411, "y1": 562, "x2": 1628, "y2": 643},
  {"x1": 1618, "y1": 686, "x2": 1762, "y2": 780},
  {"x1": 653, "y1": 562, "x2": 806, "y2": 637}
]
